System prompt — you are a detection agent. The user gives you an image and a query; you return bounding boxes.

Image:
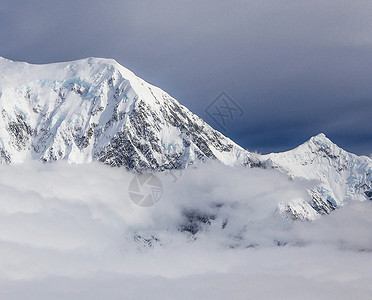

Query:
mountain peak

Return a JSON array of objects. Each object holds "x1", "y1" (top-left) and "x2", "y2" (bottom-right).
[
  {"x1": 311, "y1": 132, "x2": 327, "y2": 139},
  {"x1": 262, "y1": 133, "x2": 372, "y2": 220},
  {"x1": 0, "y1": 56, "x2": 251, "y2": 169},
  {"x1": 308, "y1": 133, "x2": 334, "y2": 148}
]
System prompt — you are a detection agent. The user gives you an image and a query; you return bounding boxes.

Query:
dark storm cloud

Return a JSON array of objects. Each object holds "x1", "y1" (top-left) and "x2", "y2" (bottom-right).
[{"x1": 1, "y1": 0, "x2": 371, "y2": 154}]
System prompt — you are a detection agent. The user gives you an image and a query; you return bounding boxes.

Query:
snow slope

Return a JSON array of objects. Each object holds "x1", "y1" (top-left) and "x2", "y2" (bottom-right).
[
  {"x1": 0, "y1": 57, "x2": 251, "y2": 170},
  {"x1": 261, "y1": 133, "x2": 372, "y2": 220}
]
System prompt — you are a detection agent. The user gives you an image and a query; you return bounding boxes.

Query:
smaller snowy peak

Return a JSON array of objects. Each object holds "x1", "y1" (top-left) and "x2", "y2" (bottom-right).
[
  {"x1": 261, "y1": 133, "x2": 372, "y2": 220},
  {"x1": 310, "y1": 132, "x2": 328, "y2": 140},
  {"x1": 282, "y1": 133, "x2": 338, "y2": 155},
  {"x1": 304, "y1": 133, "x2": 343, "y2": 156},
  {"x1": 308, "y1": 132, "x2": 332, "y2": 147}
]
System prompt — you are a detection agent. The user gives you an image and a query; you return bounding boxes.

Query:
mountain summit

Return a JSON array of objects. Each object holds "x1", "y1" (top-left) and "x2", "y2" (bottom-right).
[
  {"x1": 261, "y1": 133, "x2": 372, "y2": 219},
  {"x1": 0, "y1": 57, "x2": 251, "y2": 169}
]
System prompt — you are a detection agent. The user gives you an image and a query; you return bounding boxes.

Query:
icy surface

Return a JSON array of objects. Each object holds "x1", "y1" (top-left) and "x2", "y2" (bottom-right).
[
  {"x1": 0, "y1": 57, "x2": 251, "y2": 169},
  {"x1": 261, "y1": 133, "x2": 372, "y2": 219}
]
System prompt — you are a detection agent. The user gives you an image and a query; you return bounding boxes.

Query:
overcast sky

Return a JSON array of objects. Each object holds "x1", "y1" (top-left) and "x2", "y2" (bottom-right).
[{"x1": 1, "y1": 0, "x2": 371, "y2": 155}]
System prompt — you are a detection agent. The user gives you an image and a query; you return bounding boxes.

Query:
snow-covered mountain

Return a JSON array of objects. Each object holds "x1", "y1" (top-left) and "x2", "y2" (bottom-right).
[
  {"x1": 0, "y1": 57, "x2": 252, "y2": 170},
  {"x1": 260, "y1": 133, "x2": 372, "y2": 220},
  {"x1": 0, "y1": 57, "x2": 370, "y2": 221}
]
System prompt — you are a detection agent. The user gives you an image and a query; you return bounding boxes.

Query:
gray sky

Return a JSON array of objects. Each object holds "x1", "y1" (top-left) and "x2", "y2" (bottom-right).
[{"x1": 1, "y1": 0, "x2": 371, "y2": 155}]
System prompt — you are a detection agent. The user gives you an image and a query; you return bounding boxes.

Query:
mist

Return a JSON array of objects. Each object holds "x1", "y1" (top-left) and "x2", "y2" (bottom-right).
[{"x1": 0, "y1": 161, "x2": 371, "y2": 299}]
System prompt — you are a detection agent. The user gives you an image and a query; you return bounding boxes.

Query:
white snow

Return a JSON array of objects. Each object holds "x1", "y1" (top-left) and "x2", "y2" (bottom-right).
[
  {"x1": 261, "y1": 133, "x2": 372, "y2": 219},
  {"x1": 0, "y1": 57, "x2": 251, "y2": 168}
]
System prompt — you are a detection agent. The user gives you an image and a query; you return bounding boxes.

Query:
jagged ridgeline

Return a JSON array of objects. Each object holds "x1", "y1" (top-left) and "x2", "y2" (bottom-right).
[
  {"x1": 263, "y1": 134, "x2": 372, "y2": 220},
  {"x1": 0, "y1": 57, "x2": 252, "y2": 169},
  {"x1": 0, "y1": 57, "x2": 371, "y2": 221}
]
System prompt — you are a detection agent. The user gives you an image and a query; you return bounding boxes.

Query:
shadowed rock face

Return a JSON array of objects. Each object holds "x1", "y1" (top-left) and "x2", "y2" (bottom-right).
[
  {"x1": 178, "y1": 209, "x2": 217, "y2": 235},
  {"x1": 0, "y1": 57, "x2": 251, "y2": 170}
]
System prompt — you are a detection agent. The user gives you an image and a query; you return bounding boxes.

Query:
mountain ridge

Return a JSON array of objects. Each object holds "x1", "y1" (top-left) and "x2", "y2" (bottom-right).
[
  {"x1": 260, "y1": 132, "x2": 372, "y2": 219},
  {"x1": 0, "y1": 56, "x2": 252, "y2": 169},
  {"x1": 0, "y1": 57, "x2": 371, "y2": 221}
]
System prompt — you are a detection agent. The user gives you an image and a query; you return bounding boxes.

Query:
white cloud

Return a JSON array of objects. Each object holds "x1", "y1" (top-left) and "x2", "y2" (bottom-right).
[{"x1": 0, "y1": 161, "x2": 371, "y2": 299}]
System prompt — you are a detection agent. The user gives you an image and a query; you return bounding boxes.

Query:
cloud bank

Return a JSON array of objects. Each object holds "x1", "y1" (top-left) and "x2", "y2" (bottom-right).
[{"x1": 0, "y1": 161, "x2": 371, "y2": 299}]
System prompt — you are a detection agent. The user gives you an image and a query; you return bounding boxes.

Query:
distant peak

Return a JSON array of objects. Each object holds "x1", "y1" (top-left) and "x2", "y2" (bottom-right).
[
  {"x1": 307, "y1": 133, "x2": 336, "y2": 149},
  {"x1": 312, "y1": 133, "x2": 327, "y2": 139},
  {"x1": 310, "y1": 133, "x2": 329, "y2": 142}
]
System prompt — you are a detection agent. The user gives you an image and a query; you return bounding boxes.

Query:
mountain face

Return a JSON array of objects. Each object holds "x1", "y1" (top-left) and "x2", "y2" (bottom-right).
[
  {"x1": 0, "y1": 57, "x2": 251, "y2": 170},
  {"x1": 0, "y1": 57, "x2": 371, "y2": 221},
  {"x1": 260, "y1": 134, "x2": 372, "y2": 220}
]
